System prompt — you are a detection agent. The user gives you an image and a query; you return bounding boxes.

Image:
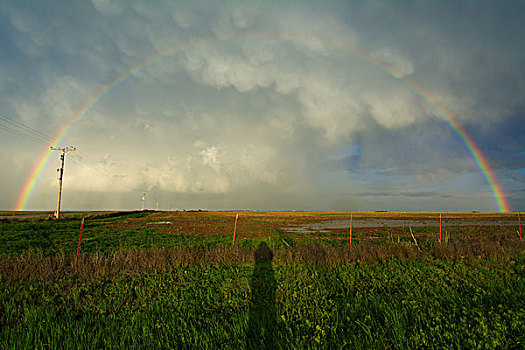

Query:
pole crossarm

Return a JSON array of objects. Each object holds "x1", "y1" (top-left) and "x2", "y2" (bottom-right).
[{"x1": 50, "y1": 146, "x2": 76, "y2": 152}]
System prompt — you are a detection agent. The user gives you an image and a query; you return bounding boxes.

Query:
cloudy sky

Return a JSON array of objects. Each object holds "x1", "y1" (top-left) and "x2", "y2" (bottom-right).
[{"x1": 0, "y1": 0, "x2": 524, "y2": 212}]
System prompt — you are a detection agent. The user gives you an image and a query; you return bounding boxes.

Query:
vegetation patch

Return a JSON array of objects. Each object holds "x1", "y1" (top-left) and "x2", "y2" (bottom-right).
[{"x1": 1, "y1": 211, "x2": 524, "y2": 348}]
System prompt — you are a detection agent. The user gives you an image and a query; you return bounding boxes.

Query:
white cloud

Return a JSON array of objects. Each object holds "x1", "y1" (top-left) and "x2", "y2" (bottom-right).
[
  {"x1": 199, "y1": 145, "x2": 222, "y2": 171},
  {"x1": 297, "y1": 79, "x2": 365, "y2": 142},
  {"x1": 361, "y1": 87, "x2": 429, "y2": 129},
  {"x1": 415, "y1": 168, "x2": 456, "y2": 185},
  {"x1": 41, "y1": 76, "x2": 87, "y2": 121},
  {"x1": 2, "y1": 0, "x2": 523, "y2": 211},
  {"x1": 8, "y1": 9, "x2": 53, "y2": 56},
  {"x1": 372, "y1": 48, "x2": 414, "y2": 78},
  {"x1": 91, "y1": 0, "x2": 125, "y2": 16}
]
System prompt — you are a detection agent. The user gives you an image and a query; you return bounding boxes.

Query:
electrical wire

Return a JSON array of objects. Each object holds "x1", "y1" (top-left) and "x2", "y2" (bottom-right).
[
  {"x1": 0, "y1": 113, "x2": 57, "y2": 145},
  {"x1": 0, "y1": 122, "x2": 53, "y2": 145},
  {"x1": 0, "y1": 112, "x2": 119, "y2": 180}
]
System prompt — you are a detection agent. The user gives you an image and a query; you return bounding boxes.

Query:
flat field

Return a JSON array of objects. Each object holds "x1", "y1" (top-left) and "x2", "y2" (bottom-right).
[{"x1": 1, "y1": 211, "x2": 524, "y2": 349}]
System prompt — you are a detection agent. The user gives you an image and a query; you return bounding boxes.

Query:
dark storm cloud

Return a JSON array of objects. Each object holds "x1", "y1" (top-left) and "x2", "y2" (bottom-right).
[{"x1": 0, "y1": 0, "x2": 523, "y2": 211}]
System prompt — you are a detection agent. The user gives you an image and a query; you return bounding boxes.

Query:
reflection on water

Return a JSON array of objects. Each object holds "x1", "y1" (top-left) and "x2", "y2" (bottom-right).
[
  {"x1": 247, "y1": 242, "x2": 277, "y2": 349},
  {"x1": 281, "y1": 218, "x2": 517, "y2": 234}
]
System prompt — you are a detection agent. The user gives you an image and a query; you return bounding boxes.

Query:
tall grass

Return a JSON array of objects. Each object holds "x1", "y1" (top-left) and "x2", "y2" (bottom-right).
[
  {"x1": 1, "y1": 239, "x2": 523, "y2": 281},
  {"x1": 1, "y1": 212, "x2": 524, "y2": 348},
  {"x1": 1, "y1": 255, "x2": 524, "y2": 349}
]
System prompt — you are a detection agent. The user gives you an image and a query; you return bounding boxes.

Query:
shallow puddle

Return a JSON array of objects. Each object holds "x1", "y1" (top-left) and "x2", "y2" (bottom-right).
[{"x1": 282, "y1": 218, "x2": 518, "y2": 233}]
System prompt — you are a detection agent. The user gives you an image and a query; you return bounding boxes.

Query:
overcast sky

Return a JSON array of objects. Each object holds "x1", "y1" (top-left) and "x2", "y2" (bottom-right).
[{"x1": 0, "y1": 0, "x2": 524, "y2": 212}]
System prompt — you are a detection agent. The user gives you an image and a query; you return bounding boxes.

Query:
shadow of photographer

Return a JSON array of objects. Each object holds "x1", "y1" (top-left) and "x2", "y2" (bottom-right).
[{"x1": 246, "y1": 242, "x2": 278, "y2": 349}]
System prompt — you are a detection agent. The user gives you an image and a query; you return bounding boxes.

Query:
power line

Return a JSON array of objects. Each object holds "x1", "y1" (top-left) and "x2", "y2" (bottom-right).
[
  {"x1": 0, "y1": 112, "x2": 56, "y2": 142},
  {"x1": 67, "y1": 156, "x2": 99, "y2": 175},
  {"x1": 0, "y1": 112, "x2": 57, "y2": 145},
  {"x1": 0, "y1": 111, "x2": 123, "y2": 180},
  {"x1": 0, "y1": 122, "x2": 51, "y2": 145},
  {"x1": 0, "y1": 111, "x2": 139, "y2": 195},
  {"x1": 70, "y1": 150, "x2": 123, "y2": 179}
]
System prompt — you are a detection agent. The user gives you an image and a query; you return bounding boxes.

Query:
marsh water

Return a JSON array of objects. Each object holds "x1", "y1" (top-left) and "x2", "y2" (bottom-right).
[{"x1": 283, "y1": 218, "x2": 518, "y2": 234}]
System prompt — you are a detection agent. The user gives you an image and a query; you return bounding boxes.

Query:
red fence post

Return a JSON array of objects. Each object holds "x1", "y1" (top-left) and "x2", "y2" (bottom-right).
[
  {"x1": 519, "y1": 213, "x2": 522, "y2": 240},
  {"x1": 439, "y1": 213, "x2": 442, "y2": 244},
  {"x1": 75, "y1": 217, "x2": 84, "y2": 264},
  {"x1": 232, "y1": 213, "x2": 238, "y2": 247}
]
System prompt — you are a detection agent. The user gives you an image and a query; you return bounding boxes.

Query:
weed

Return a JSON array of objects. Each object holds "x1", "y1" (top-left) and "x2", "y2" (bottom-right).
[{"x1": 1, "y1": 211, "x2": 524, "y2": 348}]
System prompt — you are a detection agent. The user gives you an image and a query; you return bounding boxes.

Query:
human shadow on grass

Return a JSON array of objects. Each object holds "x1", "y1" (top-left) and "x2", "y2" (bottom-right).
[{"x1": 246, "y1": 242, "x2": 278, "y2": 349}]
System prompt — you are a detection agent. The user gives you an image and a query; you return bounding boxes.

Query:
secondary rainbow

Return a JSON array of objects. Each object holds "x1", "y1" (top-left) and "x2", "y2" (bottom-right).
[{"x1": 14, "y1": 32, "x2": 511, "y2": 212}]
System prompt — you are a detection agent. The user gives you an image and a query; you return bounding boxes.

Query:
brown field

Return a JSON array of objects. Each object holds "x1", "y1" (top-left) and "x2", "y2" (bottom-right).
[
  {"x1": 112, "y1": 210, "x2": 522, "y2": 243},
  {"x1": 1, "y1": 211, "x2": 523, "y2": 279}
]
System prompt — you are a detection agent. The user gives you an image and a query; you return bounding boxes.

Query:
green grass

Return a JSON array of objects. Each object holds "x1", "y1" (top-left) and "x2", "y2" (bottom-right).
[
  {"x1": 1, "y1": 257, "x2": 524, "y2": 349},
  {"x1": 0, "y1": 212, "x2": 234, "y2": 256},
  {"x1": 1, "y1": 212, "x2": 524, "y2": 348}
]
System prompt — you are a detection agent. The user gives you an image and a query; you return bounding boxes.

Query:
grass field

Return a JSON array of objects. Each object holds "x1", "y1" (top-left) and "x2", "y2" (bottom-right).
[{"x1": 1, "y1": 211, "x2": 524, "y2": 348}]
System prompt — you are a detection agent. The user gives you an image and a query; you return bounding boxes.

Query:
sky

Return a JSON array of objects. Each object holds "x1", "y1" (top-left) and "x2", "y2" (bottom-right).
[{"x1": 0, "y1": 0, "x2": 524, "y2": 212}]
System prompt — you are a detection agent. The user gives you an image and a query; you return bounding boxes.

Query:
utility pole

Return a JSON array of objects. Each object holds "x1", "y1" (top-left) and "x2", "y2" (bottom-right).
[
  {"x1": 141, "y1": 190, "x2": 147, "y2": 210},
  {"x1": 51, "y1": 146, "x2": 76, "y2": 219},
  {"x1": 156, "y1": 198, "x2": 159, "y2": 211}
]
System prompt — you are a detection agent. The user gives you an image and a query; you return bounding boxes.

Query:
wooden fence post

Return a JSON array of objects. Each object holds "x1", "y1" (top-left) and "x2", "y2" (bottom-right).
[
  {"x1": 232, "y1": 213, "x2": 238, "y2": 247},
  {"x1": 75, "y1": 217, "x2": 85, "y2": 265},
  {"x1": 439, "y1": 213, "x2": 442, "y2": 244},
  {"x1": 519, "y1": 213, "x2": 522, "y2": 240},
  {"x1": 349, "y1": 213, "x2": 353, "y2": 246}
]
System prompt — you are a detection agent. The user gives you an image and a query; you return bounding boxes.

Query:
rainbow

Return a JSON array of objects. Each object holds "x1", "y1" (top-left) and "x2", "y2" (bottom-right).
[{"x1": 14, "y1": 33, "x2": 511, "y2": 212}]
